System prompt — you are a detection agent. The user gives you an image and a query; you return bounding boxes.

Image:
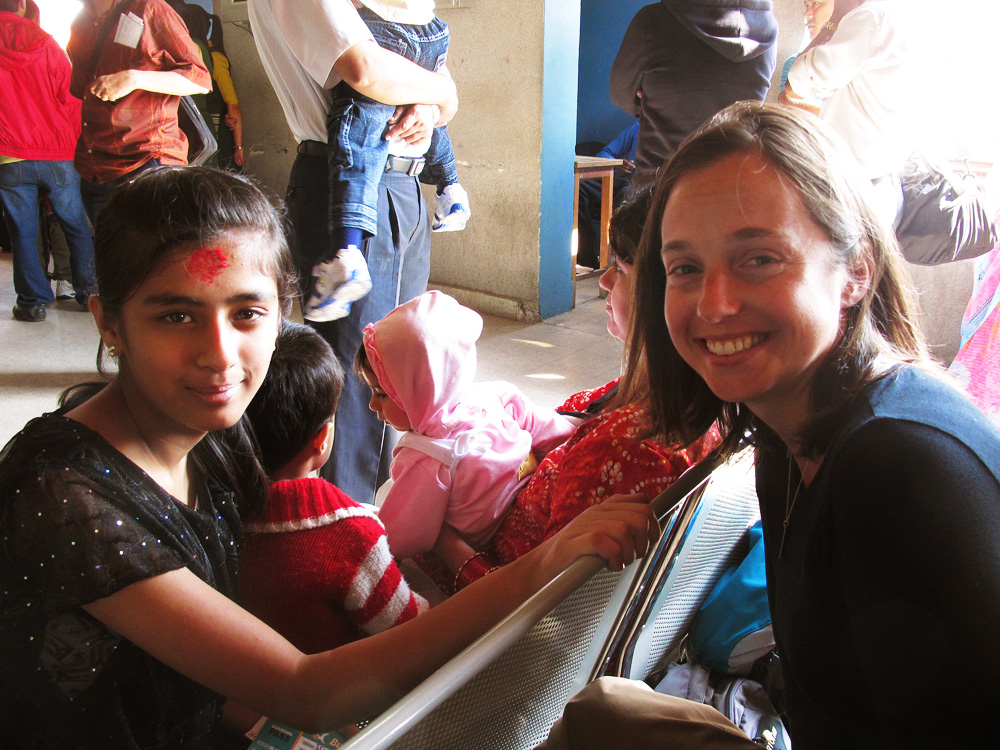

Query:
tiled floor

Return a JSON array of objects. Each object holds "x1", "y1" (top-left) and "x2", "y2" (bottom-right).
[
  {"x1": 0, "y1": 251, "x2": 103, "y2": 447},
  {"x1": 0, "y1": 250, "x2": 621, "y2": 447}
]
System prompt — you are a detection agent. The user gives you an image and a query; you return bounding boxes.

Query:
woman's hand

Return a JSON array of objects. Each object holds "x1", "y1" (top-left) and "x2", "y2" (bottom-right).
[
  {"x1": 529, "y1": 493, "x2": 658, "y2": 585},
  {"x1": 226, "y1": 104, "x2": 245, "y2": 167},
  {"x1": 778, "y1": 86, "x2": 822, "y2": 117}
]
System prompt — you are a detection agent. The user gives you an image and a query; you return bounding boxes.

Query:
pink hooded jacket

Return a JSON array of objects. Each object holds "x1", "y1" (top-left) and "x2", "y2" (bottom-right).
[{"x1": 363, "y1": 292, "x2": 577, "y2": 559}]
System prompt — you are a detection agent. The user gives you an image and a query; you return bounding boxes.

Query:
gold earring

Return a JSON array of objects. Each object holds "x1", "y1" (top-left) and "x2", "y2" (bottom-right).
[{"x1": 108, "y1": 345, "x2": 118, "y2": 358}]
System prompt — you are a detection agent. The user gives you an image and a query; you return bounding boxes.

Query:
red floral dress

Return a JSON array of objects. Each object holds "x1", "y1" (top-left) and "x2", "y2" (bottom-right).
[
  {"x1": 488, "y1": 380, "x2": 721, "y2": 564},
  {"x1": 949, "y1": 245, "x2": 1000, "y2": 428}
]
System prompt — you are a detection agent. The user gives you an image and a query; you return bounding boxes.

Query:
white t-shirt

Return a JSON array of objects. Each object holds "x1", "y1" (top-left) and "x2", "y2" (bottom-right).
[
  {"x1": 248, "y1": 0, "x2": 373, "y2": 143},
  {"x1": 788, "y1": 0, "x2": 919, "y2": 179}
]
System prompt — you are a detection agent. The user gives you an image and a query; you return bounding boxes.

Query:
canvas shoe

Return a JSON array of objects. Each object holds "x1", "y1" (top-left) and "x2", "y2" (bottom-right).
[
  {"x1": 302, "y1": 245, "x2": 372, "y2": 322},
  {"x1": 432, "y1": 183, "x2": 471, "y2": 232},
  {"x1": 303, "y1": 296, "x2": 352, "y2": 322},
  {"x1": 55, "y1": 280, "x2": 74, "y2": 300}
]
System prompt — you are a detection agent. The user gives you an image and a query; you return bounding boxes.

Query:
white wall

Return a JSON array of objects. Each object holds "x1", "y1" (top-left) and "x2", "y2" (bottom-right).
[
  {"x1": 211, "y1": 13, "x2": 296, "y2": 204},
  {"x1": 427, "y1": 1, "x2": 551, "y2": 320}
]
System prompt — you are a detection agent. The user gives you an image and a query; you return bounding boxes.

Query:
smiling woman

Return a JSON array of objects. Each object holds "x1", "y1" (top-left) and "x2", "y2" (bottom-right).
[
  {"x1": 659, "y1": 150, "x2": 864, "y2": 440},
  {"x1": 563, "y1": 100, "x2": 1000, "y2": 748},
  {"x1": 628, "y1": 101, "x2": 922, "y2": 463}
]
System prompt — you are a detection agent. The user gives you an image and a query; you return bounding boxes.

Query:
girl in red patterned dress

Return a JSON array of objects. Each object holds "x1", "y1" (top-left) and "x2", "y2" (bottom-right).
[{"x1": 438, "y1": 189, "x2": 720, "y2": 590}]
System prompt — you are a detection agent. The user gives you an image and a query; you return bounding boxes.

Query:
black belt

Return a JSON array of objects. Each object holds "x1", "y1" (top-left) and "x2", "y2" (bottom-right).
[
  {"x1": 297, "y1": 140, "x2": 326, "y2": 157},
  {"x1": 297, "y1": 141, "x2": 424, "y2": 176},
  {"x1": 385, "y1": 154, "x2": 425, "y2": 176}
]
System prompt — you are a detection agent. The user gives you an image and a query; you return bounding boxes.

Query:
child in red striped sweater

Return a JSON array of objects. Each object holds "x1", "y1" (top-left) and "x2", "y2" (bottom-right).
[{"x1": 239, "y1": 321, "x2": 428, "y2": 653}]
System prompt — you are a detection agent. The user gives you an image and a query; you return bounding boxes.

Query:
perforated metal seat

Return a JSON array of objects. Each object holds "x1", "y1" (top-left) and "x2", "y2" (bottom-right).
[
  {"x1": 342, "y1": 450, "x2": 757, "y2": 750},
  {"x1": 596, "y1": 448, "x2": 760, "y2": 682}
]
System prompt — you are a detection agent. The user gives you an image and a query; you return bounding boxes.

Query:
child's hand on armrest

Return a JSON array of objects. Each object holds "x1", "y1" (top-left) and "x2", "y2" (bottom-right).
[{"x1": 524, "y1": 493, "x2": 657, "y2": 585}]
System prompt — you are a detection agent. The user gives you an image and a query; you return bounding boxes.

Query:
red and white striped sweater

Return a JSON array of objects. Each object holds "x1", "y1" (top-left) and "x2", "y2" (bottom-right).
[{"x1": 239, "y1": 478, "x2": 429, "y2": 654}]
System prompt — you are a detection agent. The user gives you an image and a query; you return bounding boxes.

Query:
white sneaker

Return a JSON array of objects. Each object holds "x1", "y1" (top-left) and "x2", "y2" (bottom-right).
[
  {"x1": 55, "y1": 280, "x2": 74, "y2": 300},
  {"x1": 303, "y1": 296, "x2": 352, "y2": 322},
  {"x1": 302, "y1": 245, "x2": 372, "y2": 322},
  {"x1": 432, "y1": 183, "x2": 471, "y2": 232}
]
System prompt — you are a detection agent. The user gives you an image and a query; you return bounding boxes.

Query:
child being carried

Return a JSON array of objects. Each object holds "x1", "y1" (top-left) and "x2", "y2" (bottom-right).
[
  {"x1": 303, "y1": 1, "x2": 472, "y2": 322},
  {"x1": 357, "y1": 291, "x2": 578, "y2": 561}
]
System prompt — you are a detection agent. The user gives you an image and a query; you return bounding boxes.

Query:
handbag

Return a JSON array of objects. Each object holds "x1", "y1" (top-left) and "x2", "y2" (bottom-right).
[
  {"x1": 654, "y1": 663, "x2": 791, "y2": 749},
  {"x1": 178, "y1": 95, "x2": 217, "y2": 167},
  {"x1": 689, "y1": 520, "x2": 774, "y2": 676},
  {"x1": 895, "y1": 152, "x2": 996, "y2": 265}
]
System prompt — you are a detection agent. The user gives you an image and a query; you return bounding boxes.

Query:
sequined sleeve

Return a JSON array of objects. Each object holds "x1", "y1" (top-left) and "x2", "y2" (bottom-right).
[{"x1": 1, "y1": 461, "x2": 188, "y2": 618}]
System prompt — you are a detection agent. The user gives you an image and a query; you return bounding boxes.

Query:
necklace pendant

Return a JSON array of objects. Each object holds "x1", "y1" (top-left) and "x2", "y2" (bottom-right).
[{"x1": 780, "y1": 457, "x2": 804, "y2": 561}]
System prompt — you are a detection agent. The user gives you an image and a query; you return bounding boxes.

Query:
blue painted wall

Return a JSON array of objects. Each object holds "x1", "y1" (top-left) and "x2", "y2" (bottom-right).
[
  {"x1": 576, "y1": 0, "x2": 648, "y2": 147},
  {"x1": 538, "y1": 0, "x2": 581, "y2": 318}
]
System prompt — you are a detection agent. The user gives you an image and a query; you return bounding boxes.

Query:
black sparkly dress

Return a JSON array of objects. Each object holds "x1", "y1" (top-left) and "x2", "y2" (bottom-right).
[{"x1": 0, "y1": 413, "x2": 243, "y2": 749}]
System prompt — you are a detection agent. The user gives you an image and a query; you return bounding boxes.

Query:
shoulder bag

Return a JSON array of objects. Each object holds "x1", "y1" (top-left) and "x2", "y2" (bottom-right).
[{"x1": 896, "y1": 152, "x2": 996, "y2": 265}]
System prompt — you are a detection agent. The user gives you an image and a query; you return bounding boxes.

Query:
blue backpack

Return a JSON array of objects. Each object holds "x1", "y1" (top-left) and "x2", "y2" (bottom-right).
[
  {"x1": 655, "y1": 521, "x2": 788, "y2": 747},
  {"x1": 689, "y1": 520, "x2": 773, "y2": 676}
]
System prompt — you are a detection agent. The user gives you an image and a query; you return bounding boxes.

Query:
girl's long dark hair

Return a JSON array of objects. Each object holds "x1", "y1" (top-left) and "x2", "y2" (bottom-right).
[
  {"x1": 82, "y1": 167, "x2": 297, "y2": 514},
  {"x1": 604, "y1": 184, "x2": 654, "y2": 415}
]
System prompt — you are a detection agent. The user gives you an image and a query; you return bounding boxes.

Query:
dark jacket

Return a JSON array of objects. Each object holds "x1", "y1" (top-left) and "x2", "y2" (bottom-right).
[{"x1": 610, "y1": 0, "x2": 778, "y2": 181}]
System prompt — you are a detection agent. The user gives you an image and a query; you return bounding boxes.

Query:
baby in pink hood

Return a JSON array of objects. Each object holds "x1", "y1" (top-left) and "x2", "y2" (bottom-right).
[{"x1": 357, "y1": 291, "x2": 578, "y2": 561}]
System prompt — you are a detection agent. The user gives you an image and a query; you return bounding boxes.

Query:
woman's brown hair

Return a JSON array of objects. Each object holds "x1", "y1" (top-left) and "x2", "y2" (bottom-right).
[{"x1": 623, "y1": 101, "x2": 928, "y2": 457}]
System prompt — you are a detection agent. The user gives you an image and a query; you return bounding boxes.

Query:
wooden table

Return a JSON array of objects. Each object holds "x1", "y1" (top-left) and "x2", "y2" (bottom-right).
[{"x1": 573, "y1": 156, "x2": 624, "y2": 304}]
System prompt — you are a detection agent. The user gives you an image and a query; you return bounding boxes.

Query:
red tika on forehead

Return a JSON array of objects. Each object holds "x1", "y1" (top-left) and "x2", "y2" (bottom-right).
[{"x1": 187, "y1": 247, "x2": 230, "y2": 284}]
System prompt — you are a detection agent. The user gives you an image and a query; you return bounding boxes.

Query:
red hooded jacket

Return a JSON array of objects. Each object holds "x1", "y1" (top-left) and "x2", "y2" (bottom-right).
[{"x1": 0, "y1": 11, "x2": 81, "y2": 160}]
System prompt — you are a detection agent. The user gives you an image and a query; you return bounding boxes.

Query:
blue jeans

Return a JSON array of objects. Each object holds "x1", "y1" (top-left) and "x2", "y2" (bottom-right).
[
  {"x1": 327, "y1": 9, "x2": 456, "y2": 238},
  {"x1": 0, "y1": 160, "x2": 96, "y2": 308},
  {"x1": 286, "y1": 152, "x2": 431, "y2": 503}
]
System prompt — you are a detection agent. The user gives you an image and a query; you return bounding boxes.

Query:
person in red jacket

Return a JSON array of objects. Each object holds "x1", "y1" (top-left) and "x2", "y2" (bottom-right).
[{"x1": 0, "y1": 0, "x2": 96, "y2": 322}]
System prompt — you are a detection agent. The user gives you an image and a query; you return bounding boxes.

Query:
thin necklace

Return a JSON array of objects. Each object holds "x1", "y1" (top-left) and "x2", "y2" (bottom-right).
[
  {"x1": 116, "y1": 385, "x2": 196, "y2": 508},
  {"x1": 779, "y1": 454, "x2": 804, "y2": 560}
]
